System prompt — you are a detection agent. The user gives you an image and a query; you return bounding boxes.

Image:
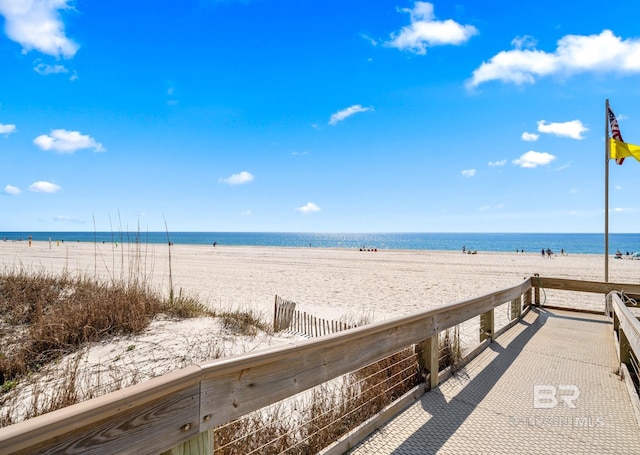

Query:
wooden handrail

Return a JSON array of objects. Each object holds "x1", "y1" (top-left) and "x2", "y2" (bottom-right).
[
  {"x1": 7, "y1": 275, "x2": 631, "y2": 454},
  {"x1": 609, "y1": 292, "x2": 640, "y2": 364},
  {"x1": 534, "y1": 276, "x2": 640, "y2": 296}
]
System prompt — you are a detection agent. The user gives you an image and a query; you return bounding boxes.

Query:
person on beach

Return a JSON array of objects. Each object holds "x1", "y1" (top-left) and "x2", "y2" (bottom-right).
[
  {"x1": 462, "y1": 245, "x2": 466, "y2": 253},
  {"x1": 541, "y1": 248, "x2": 545, "y2": 257}
]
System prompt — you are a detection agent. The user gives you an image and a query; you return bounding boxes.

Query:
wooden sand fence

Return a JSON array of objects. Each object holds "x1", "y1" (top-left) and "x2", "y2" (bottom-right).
[
  {"x1": 274, "y1": 295, "x2": 353, "y2": 337},
  {"x1": 1, "y1": 277, "x2": 639, "y2": 454}
]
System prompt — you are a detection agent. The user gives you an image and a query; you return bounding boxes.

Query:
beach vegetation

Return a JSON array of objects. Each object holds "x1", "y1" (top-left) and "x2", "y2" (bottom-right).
[
  {"x1": 0, "y1": 259, "x2": 277, "y2": 428},
  {"x1": 439, "y1": 327, "x2": 462, "y2": 370},
  {"x1": 213, "y1": 347, "x2": 420, "y2": 454},
  {"x1": 219, "y1": 308, "x2": 271, "y2": 336}
]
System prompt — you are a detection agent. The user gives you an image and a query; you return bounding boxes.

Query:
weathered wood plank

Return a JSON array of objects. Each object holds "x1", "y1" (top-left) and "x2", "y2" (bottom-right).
[
  {"x1": 611, "y1": 294, "x2": 640, "y2": 364},
  {"x1": 0, "y1": 367, "x2": 202, "y2": 455},
  {"x1": 198, "y1": 280, "x2": 533, "y2": 427},
  {"x1": 1, "y1": 276, "x2": 572, "y2": 454},
  {"x1": 480, "y1": 308, "x2": 494, "y2": 342},
  {"x1": 415, "y1": 335, "x2": 438, "y2": 390},
  {"x1": 162, "y1": 429, "x2": 212, "y2": 455},
  {"x1": 535, "y1": 277, "x2": 640, "y2": 296}
]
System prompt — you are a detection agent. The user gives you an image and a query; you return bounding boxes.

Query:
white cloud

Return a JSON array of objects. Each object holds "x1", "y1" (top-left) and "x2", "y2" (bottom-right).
[
  {"x1": 33, "y1": 129, "x2": 105, "y2": 153},
  {"x1": 34, "y1": 62, "x2": 68, "y2": 75},
  {"x1": 329, "y1": 105, "x2": 372, "y2": 125},
  {"x1": 521, "y1": 132, "x2": 539, "y2": 141},
  {"x1": 555, "y1": 162, "x2": 572, "y2": 171},
  {"x1": 29, "y1": 181, "x2": 60, "y2": 193},
  {"x1": 296, "y1": 202, "x2": 321, "y2": 214},
  {"x1": 360, "y1": 33, "x2": 378, "y2": 47},
  {"x1": 4, "y1": 184, "x2": 20, "y2": 195},
  {"x1": 0, "y1": 123, "x2": 17, "y2": 135},
  {"x1": 512, "y1": 151, "x2": 556, "y2": 168},
  {"x1": 291, "y1": 151, "x2": 309, "y2": 156},
  {"x1": 488, "y1": 160, "x2": 506, "y2": 167},
  {"x1": 220, "y1": 171, "x2": 254, "y2": 185},
  {"x1": 511, "y1": 35, "x2": 537, "y2": 50},
  {"x1": 468, "y1": 30, "x2": 640, "y2": 88},
  {"x1": 461, "y1": 168, "x2": 476, "y2": 177},
  {"x1": 387, "y1": 1, "x2": 478, "y2": 55},
  {"x1": 537, "y1": 120, "x2": 588, "y2": 140},
  {"x1": 0, "y1": 0, "x2": 79, "y2": 58}
]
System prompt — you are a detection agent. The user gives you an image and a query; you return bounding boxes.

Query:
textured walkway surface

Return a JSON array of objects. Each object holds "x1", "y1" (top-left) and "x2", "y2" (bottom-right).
[{"x1": 349, "y1": 308, "x2": 640, "y2": 454}]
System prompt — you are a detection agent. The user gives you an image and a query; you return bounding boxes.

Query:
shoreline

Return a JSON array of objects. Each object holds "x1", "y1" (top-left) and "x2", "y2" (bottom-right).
[
  {"x1": 0, "y1": 237, "x2": 616, "y2": 256},
  {"x1": 1, "y1": 232, "x2": 636, "y2": 256}
]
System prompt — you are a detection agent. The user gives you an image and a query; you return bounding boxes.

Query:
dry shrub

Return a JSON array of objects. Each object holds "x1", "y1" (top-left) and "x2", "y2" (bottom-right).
[
  {"x1": 0, "y1": 269, "x2": 163, "y2": 384},
  {"x1": 215, "y1": 405, "x2": 296, "y2": 455},
  {"x1": 213, "y1": 348, "x2": 419, "y2": 454},
  {"x1": 219, "y1": 309, "x2": 271, "y2": 336},
  {"x1": 438, "y1": 327, "x2": 462, "y2": 370},
  {"x1": 0, "y1": 267, "x2": 211, "y2": 387}
]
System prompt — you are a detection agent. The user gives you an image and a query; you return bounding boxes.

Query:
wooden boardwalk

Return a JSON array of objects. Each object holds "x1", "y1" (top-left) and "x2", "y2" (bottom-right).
[
  {"x1": 3, "y1": 278, "x2": 639, "y2": 454},
  {"x1": 348, "y1": 307, "x2": 640, "y2": 454}
]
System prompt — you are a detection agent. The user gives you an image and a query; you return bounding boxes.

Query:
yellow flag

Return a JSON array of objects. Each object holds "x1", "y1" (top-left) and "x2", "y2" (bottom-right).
[{"x1": 610, "y1": 138, "x2": 640, "y2": 163}]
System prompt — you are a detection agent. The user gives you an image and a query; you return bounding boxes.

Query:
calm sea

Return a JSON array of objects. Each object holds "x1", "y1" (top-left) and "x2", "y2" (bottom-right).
[{"x1": 1, "y1": 232, "x2": 639, "y2": 255}]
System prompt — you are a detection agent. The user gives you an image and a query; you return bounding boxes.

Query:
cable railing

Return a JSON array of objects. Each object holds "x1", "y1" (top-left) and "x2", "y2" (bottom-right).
[{"x1": 1, "y1": 276, "x2": 640, "y2": 454}]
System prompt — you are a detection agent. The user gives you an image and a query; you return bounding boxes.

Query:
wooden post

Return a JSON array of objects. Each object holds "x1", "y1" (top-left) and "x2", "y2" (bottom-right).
[
  {"x1": 523, "y1": 288, "x2": 531, "y2": 310},
  {"x1": 480, "y1": 309, "x2": 494, "y2": 342},
  {"x1": 619, "y1": 327, "x2": 631, "y2": 367},
  {"x1": 415, "y1": 334, "x2": 439, "y2": 391},
  {"x1": 162, "y1": 430, "x2": 212, "y2": 455},
  {"x1": 533, "y1": 274, "x2": 540, "y2": 305},
  {"x1": 273, "y1": 295, "x2": 279, "y2": 332},
  {"x1": 510, "y1": 297, "x2": 521, "y2": 321}
]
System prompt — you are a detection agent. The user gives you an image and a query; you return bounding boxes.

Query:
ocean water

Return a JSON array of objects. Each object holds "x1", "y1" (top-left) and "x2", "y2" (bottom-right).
[{"x1": 1, "y1": 231, "x2": 638, "y2": 255}]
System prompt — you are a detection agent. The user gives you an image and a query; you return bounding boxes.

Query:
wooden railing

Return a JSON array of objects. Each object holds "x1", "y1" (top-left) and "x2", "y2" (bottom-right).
[
  {"x1": 1, "y1": 276, "x2": 638, "y2": 454},
  {"x1": 606, "y1": 291, "x2": 640, "y2": 398}
]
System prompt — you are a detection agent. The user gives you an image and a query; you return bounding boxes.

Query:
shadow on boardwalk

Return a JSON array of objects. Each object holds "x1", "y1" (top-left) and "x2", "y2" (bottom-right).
[
  {"x1": 396, "y1": 313, "x2": 543, "y2": 453},
  {"x1": 351, "y1": 308, "x2": 640, "y2": 454}
]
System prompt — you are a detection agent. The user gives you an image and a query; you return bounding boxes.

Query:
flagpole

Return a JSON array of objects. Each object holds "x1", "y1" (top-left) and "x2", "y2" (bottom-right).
[{"x1": 605, "y1": 99, "x2": 610, "y2": 282}]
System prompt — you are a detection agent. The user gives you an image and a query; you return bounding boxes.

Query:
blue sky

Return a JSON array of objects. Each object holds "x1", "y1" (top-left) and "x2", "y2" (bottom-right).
[{"x1": 1, "y1": 0, "x2": 640, "y2": 233}]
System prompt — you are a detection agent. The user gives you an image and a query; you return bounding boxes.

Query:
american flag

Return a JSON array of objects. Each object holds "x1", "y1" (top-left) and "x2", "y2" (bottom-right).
[{"x1": 608, "y1": 106, "x2": 625, "y2": 165}]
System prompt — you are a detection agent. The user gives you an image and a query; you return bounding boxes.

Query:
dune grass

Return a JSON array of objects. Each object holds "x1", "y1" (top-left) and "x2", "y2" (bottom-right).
[
  {"x1": 0, "y1": 263, "x2": 270, "y2": 427},
  {"x1": 0, "y1": 239, "x2": 462, "y2": 451},
  {"x1": 0, "y1": 267, "x2": 210, "y2": 385}
]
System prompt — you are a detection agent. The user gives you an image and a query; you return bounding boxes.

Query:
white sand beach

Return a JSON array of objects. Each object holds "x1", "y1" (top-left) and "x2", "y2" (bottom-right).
[
  {"x1": 1, "y1": 240, "x2": 637, "y2": 319},
  {"x1": 2, "y1": 240, "x2": 639, "y2": 422}
]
